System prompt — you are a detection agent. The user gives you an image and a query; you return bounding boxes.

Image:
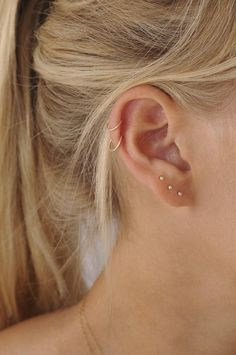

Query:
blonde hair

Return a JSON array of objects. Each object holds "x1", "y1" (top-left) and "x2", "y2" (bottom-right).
[{"x1": 0, "y1": 0, "x2": 236, "y2": 329}]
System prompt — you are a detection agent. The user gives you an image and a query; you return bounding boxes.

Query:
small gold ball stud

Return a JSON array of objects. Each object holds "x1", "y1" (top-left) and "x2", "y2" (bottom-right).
[
  {"x1": 159, "y1": 175, "x2": 165, "y2": 181},
  {"x1": 167, "y1": 185, "x2": 173, "y2": 190},
  {"x1": 177, "y1": 191, "x2": 183, "y2": 196}
]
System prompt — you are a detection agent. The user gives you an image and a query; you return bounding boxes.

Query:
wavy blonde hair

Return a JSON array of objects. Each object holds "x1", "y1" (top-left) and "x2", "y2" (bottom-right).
[{"x1": 0, "y1": 0, "x2": 236, "y2": 330}]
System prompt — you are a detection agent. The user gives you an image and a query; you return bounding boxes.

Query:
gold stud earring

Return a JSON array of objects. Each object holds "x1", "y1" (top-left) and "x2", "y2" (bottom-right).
[
  {"x1": 159, "y1": 175, "x2": 183, "y2": 197},
  {"x1": 107, "y1": 120, "x2": 122, "y2": 152}
]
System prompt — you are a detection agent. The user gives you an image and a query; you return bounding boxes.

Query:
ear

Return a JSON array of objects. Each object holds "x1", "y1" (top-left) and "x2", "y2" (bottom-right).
[{"x1": 107, "y1": 84, "x2": 195, "y2": 207}]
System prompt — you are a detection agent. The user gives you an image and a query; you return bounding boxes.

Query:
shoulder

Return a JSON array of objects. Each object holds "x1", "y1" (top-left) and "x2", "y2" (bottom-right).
[{"x1": 0, "y1": 303, "x2": 89, "y2": 355}]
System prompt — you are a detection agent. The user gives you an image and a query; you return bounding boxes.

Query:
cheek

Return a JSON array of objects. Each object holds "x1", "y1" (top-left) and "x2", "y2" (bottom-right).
[
  {"x1": 209, "y1": 121, "x2": 236, "y2": 209},
  {"x1": 193, "y1": 120, "x2": 236, "y2": 248}
]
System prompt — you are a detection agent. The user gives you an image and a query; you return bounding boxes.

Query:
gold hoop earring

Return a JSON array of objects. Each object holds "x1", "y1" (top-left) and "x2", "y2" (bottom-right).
[
  {"x1": 107, "y1": 120, "x2": 122, "y2": 152},
  {"x1": 107, "y1": 120, "x2": 122, "y2": 131},
  {"x1": 109, "y1": 136, "x2": 122, "y2": 152}
]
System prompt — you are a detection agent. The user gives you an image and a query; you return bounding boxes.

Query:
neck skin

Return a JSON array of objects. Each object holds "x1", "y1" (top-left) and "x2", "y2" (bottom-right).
[{"x1": 75, "y1": 200, "x2": 236, "y2": 355}]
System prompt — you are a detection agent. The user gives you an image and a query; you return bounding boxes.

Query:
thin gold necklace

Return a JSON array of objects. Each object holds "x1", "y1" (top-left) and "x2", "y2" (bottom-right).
[{"x1": 79, "y1": 297, "x2": 104, "y2": 355}]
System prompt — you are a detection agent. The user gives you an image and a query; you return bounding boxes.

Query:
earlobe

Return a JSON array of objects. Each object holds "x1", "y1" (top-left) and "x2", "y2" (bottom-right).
[{"x1": 107, "y1": 84, "x2": 194, "y2": 208}]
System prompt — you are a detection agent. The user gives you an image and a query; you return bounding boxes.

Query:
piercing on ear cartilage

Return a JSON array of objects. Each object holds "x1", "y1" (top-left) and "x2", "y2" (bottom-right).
[
  {"x1": 107, "y1": 120, "x2": 122, "y2": 131},
  {"x1": 109, "y1": 136, "x2": 122, "y2": 152},
  {"x1": 107, "y1": 120, "x2": 122, "y2": 152}
]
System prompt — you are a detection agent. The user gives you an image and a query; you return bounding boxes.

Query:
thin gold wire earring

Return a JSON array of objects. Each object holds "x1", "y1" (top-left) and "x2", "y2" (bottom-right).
[
  {"x1": 107, "y1": 120, "x2": 122, "y2": 131},
  {"x1": 109, "y1": 136, "x2": 122, "y2": 152},
  {"x1": 107, "y1": 120, "x2": 122, "y2": 152}
]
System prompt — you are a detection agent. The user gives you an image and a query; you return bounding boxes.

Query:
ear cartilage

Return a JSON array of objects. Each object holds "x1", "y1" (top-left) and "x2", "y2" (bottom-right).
[
  {"x1": 167, "y1": 185, "x2": 173, "y2": 190},
  {"x1": 177, "y1": 191, "x2": 183, "y2": 196},
  {"x1": 159, "y1": 175, "x2": 165, "y2": 181}
]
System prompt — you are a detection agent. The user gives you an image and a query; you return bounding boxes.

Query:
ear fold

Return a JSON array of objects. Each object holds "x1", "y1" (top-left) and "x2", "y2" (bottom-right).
[{"x1": 108, "y1": 84, "x2": 194, "y2": 207}]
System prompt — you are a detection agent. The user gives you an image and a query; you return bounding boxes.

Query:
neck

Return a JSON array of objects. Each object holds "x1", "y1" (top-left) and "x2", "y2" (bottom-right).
[{"x1": 80, "y1": 225, "x2": 236, "y2": 355}]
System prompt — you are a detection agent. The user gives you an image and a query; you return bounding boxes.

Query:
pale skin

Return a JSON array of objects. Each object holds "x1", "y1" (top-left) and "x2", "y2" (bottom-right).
[{"x1": 1, "y1": 84, "x2": 236, "y2": 354}]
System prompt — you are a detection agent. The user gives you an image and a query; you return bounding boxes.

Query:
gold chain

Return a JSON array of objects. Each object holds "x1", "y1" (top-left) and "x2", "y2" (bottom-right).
[{"x1": 79, "y1": 297, "x2": 104, "y2": 355}]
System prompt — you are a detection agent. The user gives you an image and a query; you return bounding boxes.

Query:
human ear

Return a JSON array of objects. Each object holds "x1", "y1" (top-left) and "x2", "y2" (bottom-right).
[{"x1": 107, "y1": 84, "x2": 194, "y2": 207}]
